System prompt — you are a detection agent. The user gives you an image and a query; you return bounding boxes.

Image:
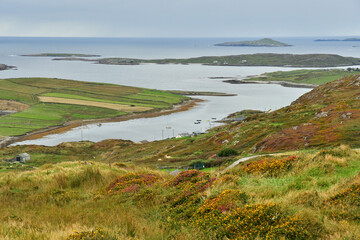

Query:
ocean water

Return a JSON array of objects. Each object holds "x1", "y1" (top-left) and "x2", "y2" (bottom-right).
[{"x1": 0, "y1": 37, "x2": 359, "y2": 145}]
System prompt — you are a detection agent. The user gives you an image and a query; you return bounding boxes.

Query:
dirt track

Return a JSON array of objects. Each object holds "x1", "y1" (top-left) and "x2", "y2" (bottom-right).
[{"x1": 38, "y1": 96, "x2": 153, "y2": 112}]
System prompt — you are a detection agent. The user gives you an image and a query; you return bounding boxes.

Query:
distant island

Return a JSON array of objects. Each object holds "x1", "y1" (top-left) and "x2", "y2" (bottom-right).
[
  {"x1": 22, "y1": 53, "x2": 101, "y2": 57},
  {"x1": 315, "y1": 38, "x2": 360, "y2": 42},
  {"x1": 214, "y1": 38, "x2": 292, "y2": 47}
]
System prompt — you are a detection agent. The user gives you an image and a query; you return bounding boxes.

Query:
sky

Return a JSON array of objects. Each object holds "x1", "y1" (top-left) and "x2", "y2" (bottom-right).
[{"x1": 0, "y1": 0, "x2": 359, "y2": 38}]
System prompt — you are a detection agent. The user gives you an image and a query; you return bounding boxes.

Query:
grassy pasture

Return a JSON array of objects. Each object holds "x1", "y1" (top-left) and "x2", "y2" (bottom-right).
[{"x1": 0, "y1": 78, "x2": 187, "y2": 137}]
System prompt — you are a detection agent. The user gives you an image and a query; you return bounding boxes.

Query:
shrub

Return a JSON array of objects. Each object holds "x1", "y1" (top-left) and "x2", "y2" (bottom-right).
[
  {"x1": 164, "y1": 170, "x2": 216, "y2": 225},
  {"x1": 219, "y1": 203, "x2": 311, "y2": 239},
  {"x1": 243, "y1": 156, "x2": 296, "y2": 177},
  {"x1": 106, "y1": 172, "x2": 161, "y2": 194},
  {"x1": 166, "y1": 170, "x2": 208, "y2": 187},
  {"x1": 66, "y1": 227, "x2": 114, "y2": 240},
  {"x1": 325, "y1": 180, "x2": 360, "y2": 220},
  {"x1": 218, "y1": 148, "x2": 238, "y2": 157},
  {"x1": 191, "y1": 189, "x2": 248, "y2": 232}
]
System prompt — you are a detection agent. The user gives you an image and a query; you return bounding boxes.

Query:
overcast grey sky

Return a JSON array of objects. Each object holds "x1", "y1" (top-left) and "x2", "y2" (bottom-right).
[{"x1": 0, "y1": 0, "x2": 359, "y2": 37}]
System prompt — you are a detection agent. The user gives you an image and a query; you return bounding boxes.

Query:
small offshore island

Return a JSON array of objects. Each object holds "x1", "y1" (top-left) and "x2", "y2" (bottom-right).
[
  {"x1": 214, "y1": 38, "x2": 291, "y2": 47},
  {"x1": 0, "y1": 64, "x2": 16, "y2": 71}
]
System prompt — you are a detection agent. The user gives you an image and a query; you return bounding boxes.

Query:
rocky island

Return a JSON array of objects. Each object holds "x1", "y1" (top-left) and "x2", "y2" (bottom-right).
[
  {"x1": 214, "y1": 38, "x2": 291, "y2": 47},
  {"x1": 0, "y1": 64, "x2": 16, "y2": 71}
]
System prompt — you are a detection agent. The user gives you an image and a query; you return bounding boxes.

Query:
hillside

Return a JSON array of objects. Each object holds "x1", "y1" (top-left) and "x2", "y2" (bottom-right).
[
  {"x1": 215, "y1": 38, "x2": 291, "y2": 47},
  {"x1": 228, "y1": 68, "x2": 360, "y2": 87},
  {"x1": 0, "y1": 141, "x2": 359, "y2": 239},
  {"x1": 3, "y1": 75, "x2": 359, "y2": 167},
  {"x1": 0, "y1": 76, "x2": 360, "y2": 239}
]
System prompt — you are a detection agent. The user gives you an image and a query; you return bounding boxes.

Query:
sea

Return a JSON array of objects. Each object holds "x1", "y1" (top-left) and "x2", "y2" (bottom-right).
[{"x1": 0, "y1": 37, "x2": 359, "y2": 146}]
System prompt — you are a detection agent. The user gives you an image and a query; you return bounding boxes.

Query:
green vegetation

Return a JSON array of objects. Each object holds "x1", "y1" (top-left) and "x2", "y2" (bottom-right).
[
  {"x1": 243, "y1": 68, "x2": 360, "y2": 85},
  {"x1": 218, "y1": 148, "x2": 238, "y2": 157},
  {"x1": 116, "y1": 53, "x2": 360, "y2": 67},
  {"x1": 55, "y1": 53, "x2": 360, "y2": 67},
  {"x1": 0, "y1": 78, "x2": 187, "y2": 137},
  {"x1": 215, "y1": 38, "x2": 291, "y2": 47},
  {"x1": 0, "y1": 146, "x2": 359, "y2": 239}
]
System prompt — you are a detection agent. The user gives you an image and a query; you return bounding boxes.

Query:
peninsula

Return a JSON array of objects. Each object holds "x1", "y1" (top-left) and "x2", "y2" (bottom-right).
[
  {"x1": 0, "y1": 78, "x2": 189, "y2": 143},
  {"x1": 225, "y1": 68, "x2": 360, "y2": 87},
  {"x1": 214, "y1": 38, "x2": 291, "y2": 47},
  {"x1": 51, "y1": 53, "x2": 360, "y2": 68}
]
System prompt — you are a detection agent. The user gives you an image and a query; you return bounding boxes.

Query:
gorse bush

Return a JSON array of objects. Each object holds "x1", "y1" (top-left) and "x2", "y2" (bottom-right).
[
  {"x1": 191, "y1": 189, "x2": 248, "y2": 232},
  {"x1": 167, "y1": 187, "x2": 312, "y2": 239},
  {"x1": 166, "y1": 169, "x2": 207, "y2": 187},
  {"x1": 218, "y1": 148, "x2": 238, "y2": 157},
  {"x1": 165, "y1": 170, "x2": 216, "y2": 225},
  {"x1": 324, "y1": 177, "x2": 360, "y2": 220},
  {"x1": 328, "y1": 182, "x2": 360, "y2": 206},
  {"x1": 106, "y1": 172, "x2": 161, "y2": 194},
  {"x1": 243, "y1": 156, "x2": 296, "y2": 177},
  {"x1": 66, "y1": 228, "x2": 114, "y2": 240},
  {"x1": 222, "y1": 203, "x2": 311, "y2": 240}
]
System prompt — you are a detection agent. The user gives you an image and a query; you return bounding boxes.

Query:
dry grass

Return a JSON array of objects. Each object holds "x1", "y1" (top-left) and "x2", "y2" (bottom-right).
[
  {"x1": 0, "y1": 100, "x2": 29, "y2": 111},
  {"x1": 38, "y1": 96, "x2": 153, "y2": 112},
  {"x1": 0, "y1": 147, "x2": 360, "y2": 239}
]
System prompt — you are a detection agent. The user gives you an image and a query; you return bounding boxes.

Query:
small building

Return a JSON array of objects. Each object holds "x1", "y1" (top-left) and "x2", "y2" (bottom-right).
[
  {"x1": 192, "y1": 162, "x2": 205, "y2": 170},
  {"x1": 191, "y1": 131, "x2": 204, "y2": 137},
  {"x1": 14, "y1": 153, "x2": 31, "y2": 163},
  {"x1": 176, "y1": 132, "x2": 190, "y2": 138}
]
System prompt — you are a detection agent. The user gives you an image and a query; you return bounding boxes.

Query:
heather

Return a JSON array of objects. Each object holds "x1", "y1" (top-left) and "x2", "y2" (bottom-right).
[{"x1": 0, "y1": 146, "x2": 359, "y2": 239}]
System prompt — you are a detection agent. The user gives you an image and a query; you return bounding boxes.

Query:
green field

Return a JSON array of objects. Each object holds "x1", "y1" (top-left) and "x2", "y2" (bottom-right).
[
  {"x1": 244, "y1": 68, "x2": 360, "y2": 85},
  {"x1": 0, "y1": 78, "x2": 188, "y2": 137}
]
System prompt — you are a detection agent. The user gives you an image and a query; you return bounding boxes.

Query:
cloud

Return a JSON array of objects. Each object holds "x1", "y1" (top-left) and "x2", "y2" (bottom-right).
[{"x1": 0, "y1": 0, "x2": 359, "y2": 37}]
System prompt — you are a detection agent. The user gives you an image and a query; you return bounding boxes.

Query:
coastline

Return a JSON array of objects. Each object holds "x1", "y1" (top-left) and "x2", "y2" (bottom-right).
[
  {"x1": 3, "y1": 98, "x2": 201, "y2": 147},
  {"x1": 223, "y1": 79, "x2": 316, "y2": 89}
]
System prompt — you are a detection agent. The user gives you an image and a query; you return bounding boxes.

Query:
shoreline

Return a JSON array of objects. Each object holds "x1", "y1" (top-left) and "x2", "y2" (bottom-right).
[
  {"x1": 3, "y1": 99, "x2": 201, "y2": 147},
  {"x1": 223, "y1": 79, "x2": 316, "y2": 89}
]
